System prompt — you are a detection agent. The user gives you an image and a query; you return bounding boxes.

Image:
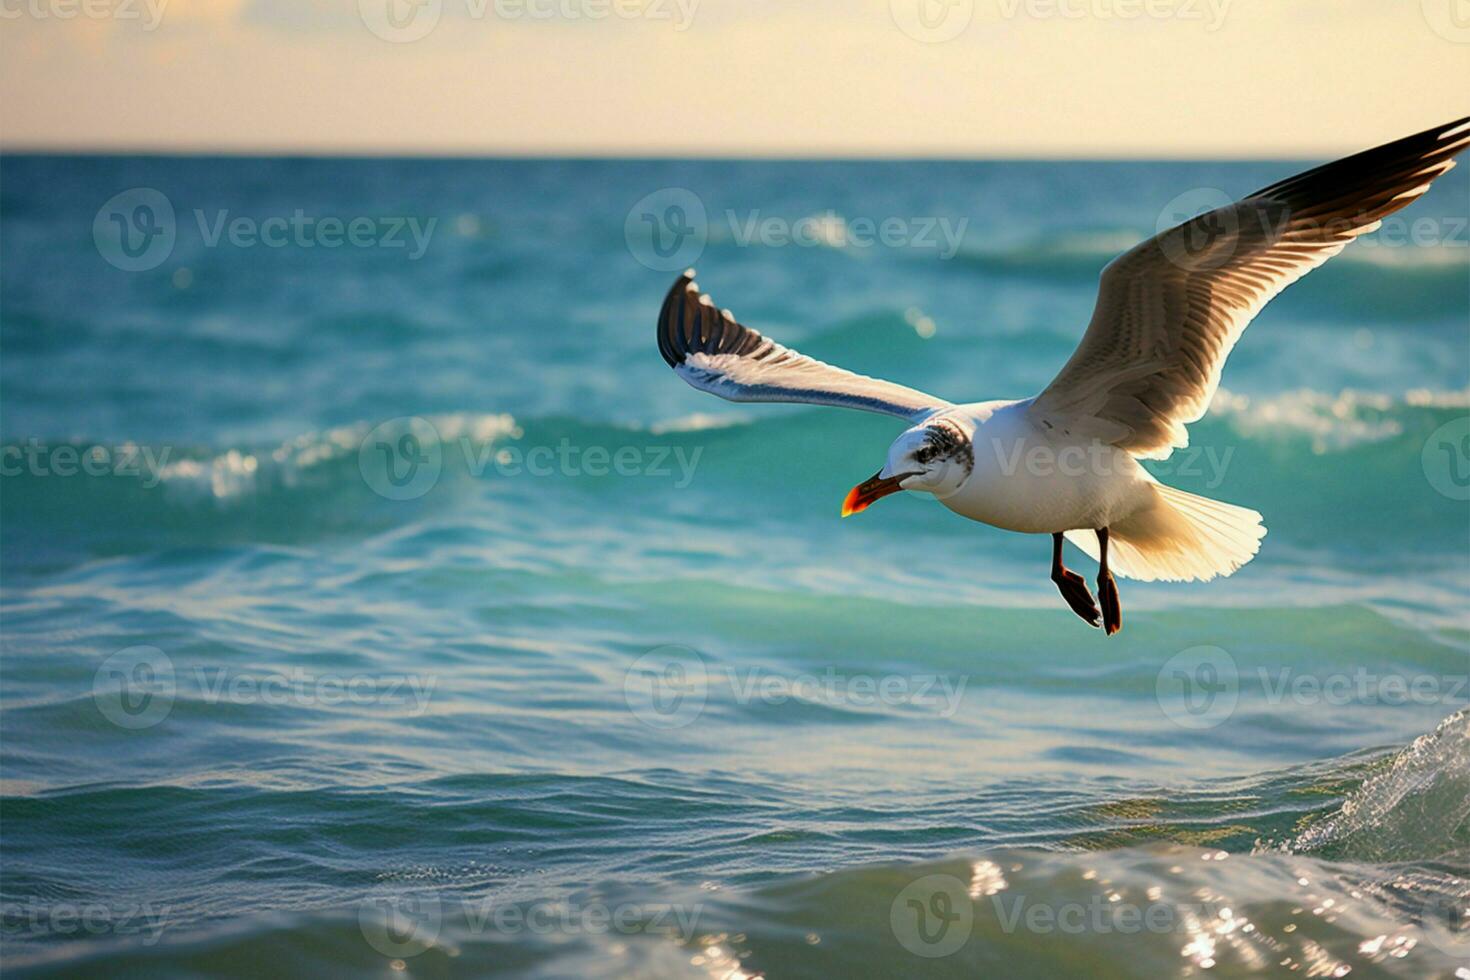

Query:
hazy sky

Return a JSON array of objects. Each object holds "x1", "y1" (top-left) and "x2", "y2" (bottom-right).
[{"x1": 2, "y1": 0, "x2": 1467, "y2": 155}]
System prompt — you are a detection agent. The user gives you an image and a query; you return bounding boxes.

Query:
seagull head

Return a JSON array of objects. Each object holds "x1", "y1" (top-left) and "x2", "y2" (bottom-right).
[{"x1": 842, "y1": 417, "x2": 974, "y2": 517}]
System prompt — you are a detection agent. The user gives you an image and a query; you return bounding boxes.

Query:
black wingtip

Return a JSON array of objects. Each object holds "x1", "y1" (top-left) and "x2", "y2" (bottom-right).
[
  {"x1": 655, "y1": 269, "x2": 774, "y2": 371},
  {"x1": 1252, "y1": 114, "x2": 1470, "y2": 206},
  {"x1": 656, "y1": 271, "x2": 696, "y2": 368},
  {"x1": 1438, "y1": 114, "x2": 1470, "y2": 138}
]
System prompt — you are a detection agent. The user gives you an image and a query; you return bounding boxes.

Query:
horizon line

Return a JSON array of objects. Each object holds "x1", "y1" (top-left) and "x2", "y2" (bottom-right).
[{"x1": 0, "y1": 143, "x2": 1369, "y2": 162}]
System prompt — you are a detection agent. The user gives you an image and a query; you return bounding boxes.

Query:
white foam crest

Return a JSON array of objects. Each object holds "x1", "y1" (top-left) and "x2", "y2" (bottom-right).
[
  {"x1": 1338, "y1": 241, "x2": 1470, "y2": 269},
  {"x1": 1045, "y1": 229, "x2": 1145, "y2": 256},
  {"x1": 649, "y1": 412, "x2": 751, "y2": 435},
  {"x1": 1284, "y1": 709, "x2": 1470, "y2": 862},
  {"x1": 1209, "y1": 387, "x2": 1469, "y2": 452},
  {"x1": 155, "y1": 413, "x2": 519, "y2": 503}
]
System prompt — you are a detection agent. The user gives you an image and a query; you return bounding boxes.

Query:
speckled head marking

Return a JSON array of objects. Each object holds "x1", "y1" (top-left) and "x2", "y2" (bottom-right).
[
  {"x1": 880, "y1": 416, "x2": 975, "y2": 498},
  {"x1": 914, "y1": 418, "x2": 973, "y2": 474}
]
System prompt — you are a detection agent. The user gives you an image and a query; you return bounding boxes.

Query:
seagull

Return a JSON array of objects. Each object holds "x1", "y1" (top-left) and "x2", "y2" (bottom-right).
[{"x1": 654, "y1": 117, "x2": 1469, "y2": 634}]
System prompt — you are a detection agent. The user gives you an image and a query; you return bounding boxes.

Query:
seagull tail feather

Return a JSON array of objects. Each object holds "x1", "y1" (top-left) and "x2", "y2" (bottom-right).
[{"x1": 1065, "y1": 484, "x2": 1267, "y2": 583}]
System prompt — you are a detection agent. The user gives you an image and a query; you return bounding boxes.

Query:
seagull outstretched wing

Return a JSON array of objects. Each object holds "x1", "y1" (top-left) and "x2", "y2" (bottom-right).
[
  {"x1": 1030, "y1": 116, "x2": 1470, "y2": 459},
  {"x1": 656, "y1": 270, "x2": 953, "y2": 423}
]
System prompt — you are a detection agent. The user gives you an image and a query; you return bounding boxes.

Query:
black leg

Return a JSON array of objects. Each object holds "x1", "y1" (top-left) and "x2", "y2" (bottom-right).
[
  {"x1": 1051, "y1": 532, "x2": 1100, "y2": 628},
  {"x1": 1097, "y1": 528, "x2": 1121, "y2": 636}
]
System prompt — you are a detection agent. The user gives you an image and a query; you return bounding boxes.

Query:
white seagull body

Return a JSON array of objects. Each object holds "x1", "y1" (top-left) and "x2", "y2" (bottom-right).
[{"x1": 655, "y1": 117, "x2": 1470, "y2": 633}]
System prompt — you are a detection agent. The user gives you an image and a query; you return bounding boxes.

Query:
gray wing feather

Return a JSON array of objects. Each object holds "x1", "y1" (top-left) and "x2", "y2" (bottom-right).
[
  {"x1": 657, "y1": 271, "x2": 953, "y2": 422},
  {"x1": 1031, "y1": 116, "x2": 1470, "y2": 459}
]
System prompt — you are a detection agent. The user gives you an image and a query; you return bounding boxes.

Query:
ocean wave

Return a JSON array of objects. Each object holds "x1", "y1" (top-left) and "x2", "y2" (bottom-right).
[
  {"x1": 152, "y1": 413, "x2": 520, "y2": 505},
  {"x1": 1208, "y1": 386, "x2": 1470, "y2": 452},
  {"x1": 4, "y1": 712, "x2": 1466, "y2": 977},
  {"x1": 16, "y1": 845, "x2": 1464, "y2": 978},
  {"x1": 1279, "y1": 709, "x2": 1470, "y2": 863},
  {"x1": 2, "y1": 388, "x2": 1466, "y2": 559}
]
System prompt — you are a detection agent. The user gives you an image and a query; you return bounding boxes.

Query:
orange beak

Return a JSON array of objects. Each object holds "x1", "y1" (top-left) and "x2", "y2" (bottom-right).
[{"x1": 841, "y1": 470, "x2": 914, "y2": 517}]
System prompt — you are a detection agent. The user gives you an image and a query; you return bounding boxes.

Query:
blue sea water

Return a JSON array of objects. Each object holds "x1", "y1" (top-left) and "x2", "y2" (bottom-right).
[{"x1": 1, "y1": 155, "x2": 1467, "y2": 978}]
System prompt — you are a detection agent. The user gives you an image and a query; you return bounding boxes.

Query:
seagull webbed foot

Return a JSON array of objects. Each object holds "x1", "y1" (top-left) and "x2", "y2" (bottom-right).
[
  {"x1": 1098, "y1": 571, "x2": 1122, "y2": 636},
  {"x1": 1052, "y1": 567, "x2": 1101, "y2": 628}
]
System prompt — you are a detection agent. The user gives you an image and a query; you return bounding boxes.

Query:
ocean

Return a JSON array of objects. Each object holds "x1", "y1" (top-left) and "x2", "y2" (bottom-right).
[{"x1": 1, "y1": 155, "x2": 1467, "y2": 977}]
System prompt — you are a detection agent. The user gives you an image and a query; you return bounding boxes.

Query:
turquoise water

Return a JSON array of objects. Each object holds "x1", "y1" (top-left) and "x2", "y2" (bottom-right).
[{"x1": 1, "y1": 156, "x2": 1467, "y2": 977}]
